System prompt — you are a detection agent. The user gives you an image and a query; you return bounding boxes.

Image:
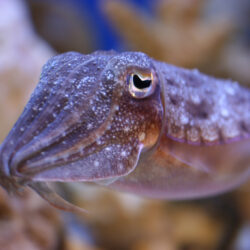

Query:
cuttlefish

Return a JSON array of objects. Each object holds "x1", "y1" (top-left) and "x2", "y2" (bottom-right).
[{"x1": 0, "y1": 51, "x2": 249, "y2": 211}]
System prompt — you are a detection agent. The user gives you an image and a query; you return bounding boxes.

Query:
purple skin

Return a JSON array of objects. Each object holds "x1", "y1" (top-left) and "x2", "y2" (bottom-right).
[{"x1": 0, "y1": 51, "x2": 249, "y2": 211}]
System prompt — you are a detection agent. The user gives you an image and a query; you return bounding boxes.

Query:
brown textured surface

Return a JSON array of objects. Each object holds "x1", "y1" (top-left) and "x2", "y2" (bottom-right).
[
  {"x1": 66, "y1": 183, "x2": 247, "y2": 250},
  {"x1": 0, "y1": 188, "x2": 61, "y2": 250},
  {"x1": 101, "y1": 0, "x2": 232, "y2": 68}
]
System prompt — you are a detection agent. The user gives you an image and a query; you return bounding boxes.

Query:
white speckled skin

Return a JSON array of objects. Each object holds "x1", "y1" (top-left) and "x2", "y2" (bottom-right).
[
  {"x1": 156, "y1": 62, "x2": 250, "y2": 145},
  {"x1": 0, "y1": 51, "x2": 249, "y2": 208}
]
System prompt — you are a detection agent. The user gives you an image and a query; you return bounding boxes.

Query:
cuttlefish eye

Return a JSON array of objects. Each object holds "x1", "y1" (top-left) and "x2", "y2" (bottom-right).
[{"x1": 128, "y1": 71, "x2": 155, "y2": 99}]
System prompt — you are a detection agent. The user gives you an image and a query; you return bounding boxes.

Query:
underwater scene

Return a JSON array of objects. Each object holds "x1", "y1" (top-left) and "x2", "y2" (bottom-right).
[{"x1": 0, "y1": 0, "x2": 249, "y2": 249}]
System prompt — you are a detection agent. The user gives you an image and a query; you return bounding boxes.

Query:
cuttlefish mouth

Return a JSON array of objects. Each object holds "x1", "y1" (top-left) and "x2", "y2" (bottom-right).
[{"x1": 0, "y1": 51, "x2": 163, "y2": 196}]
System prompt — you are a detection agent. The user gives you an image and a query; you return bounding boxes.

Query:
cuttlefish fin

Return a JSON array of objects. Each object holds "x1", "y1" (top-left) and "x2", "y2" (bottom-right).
[{"x1": 28, "y1": 182, "x2": 88, "y2": 214}]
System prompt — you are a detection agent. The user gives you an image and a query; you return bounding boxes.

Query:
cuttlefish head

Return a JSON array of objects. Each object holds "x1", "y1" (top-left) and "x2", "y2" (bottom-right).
[{"x1": 0, "y1": 51, "x2": 164, "y2": 192}]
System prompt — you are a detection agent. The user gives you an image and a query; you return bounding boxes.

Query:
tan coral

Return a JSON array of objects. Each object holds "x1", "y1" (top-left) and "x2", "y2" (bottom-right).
[
  {"x1": 0, "y1": 188, "x2": 61, "y2": 250},
  {"x1": 101, "y1": 0, "x2": 232, "y2": 68},
  {"x1": 0, "y1": 0, "x2": 54, "y2": 142}
]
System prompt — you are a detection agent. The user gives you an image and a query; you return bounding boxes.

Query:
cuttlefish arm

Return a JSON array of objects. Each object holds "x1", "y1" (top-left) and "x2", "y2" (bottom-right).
[{"x1": 0, "y1": 51, "x2": 249, "y2": 211}]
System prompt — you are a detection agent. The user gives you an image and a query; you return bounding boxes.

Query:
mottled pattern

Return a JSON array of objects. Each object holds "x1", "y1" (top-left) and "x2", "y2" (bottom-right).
[
  {"x1": 0, "y1": 50, "x2": 249, "y2": 207},
  {"x1": 155, "y1": 62, "x2": 250, "y2": 144}
]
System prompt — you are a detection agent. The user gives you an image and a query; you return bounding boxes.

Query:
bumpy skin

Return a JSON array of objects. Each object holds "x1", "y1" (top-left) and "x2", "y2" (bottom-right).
[
  {"x1": 0, "y1": 51, "x2": 249, "y2": 205},
  {"x1": 114, "y1": 60, "x2": 250, "y2": 198}
]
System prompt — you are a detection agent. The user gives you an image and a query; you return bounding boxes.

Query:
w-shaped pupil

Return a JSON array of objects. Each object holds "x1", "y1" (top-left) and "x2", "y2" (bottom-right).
[{"x1": 133, "y1": 75, "x2": 151, "y2": 89}]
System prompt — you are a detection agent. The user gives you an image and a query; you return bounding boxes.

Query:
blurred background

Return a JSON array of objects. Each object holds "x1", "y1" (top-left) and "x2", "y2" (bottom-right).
[{"x1": 0, "y1": 0, "x2": 249, "y2": 249}]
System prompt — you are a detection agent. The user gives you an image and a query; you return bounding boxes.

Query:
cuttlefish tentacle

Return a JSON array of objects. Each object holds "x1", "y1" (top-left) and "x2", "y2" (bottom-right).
[
  {"x1": 14, "y1": 87, "x2": 122, "y2": 175},
  {"x1": 9, "y1": 56, "x2": 102, "y2": 164},
  {"x1": 10, "y1": 85, "x2": 120, "y2": 173},
  {"x1": 0, "y1": 54, "x2": 85, "y2": 177},
  {"x1": 9, "y1": 53, "x2": 85, "y2": 150},
  {"x1": 20, "y1": 53, "x2": 114, "y2": 147},
  {"x1": 0, "y1": 50, "x2": 249, "y2": 211},
  {"x1": 10, "y1": 54, "x2": 130, "y2": 176},
  {"x1": 29, "y1": 182, "x2": 88, "y2": 214}
]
